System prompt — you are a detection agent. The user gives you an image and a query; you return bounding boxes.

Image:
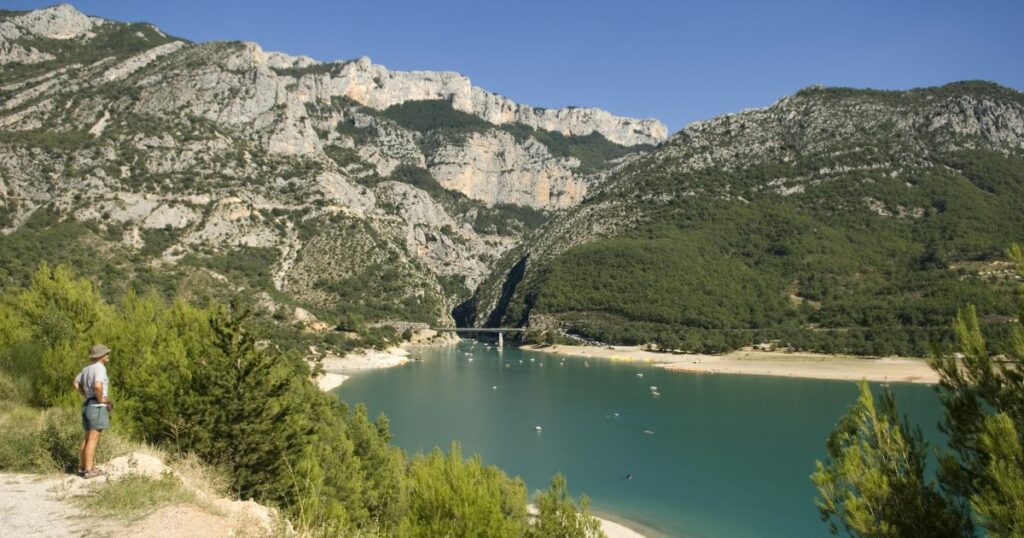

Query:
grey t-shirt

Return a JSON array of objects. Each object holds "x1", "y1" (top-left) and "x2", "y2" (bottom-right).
[{"x1": 75, "y1": 362, "x2": 108, "y2": 406}]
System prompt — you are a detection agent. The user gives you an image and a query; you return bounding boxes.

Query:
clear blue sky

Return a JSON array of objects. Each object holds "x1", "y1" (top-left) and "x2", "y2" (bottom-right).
[{"x1": 6, "y1": 0, "x2": 1023, "y2": 132}]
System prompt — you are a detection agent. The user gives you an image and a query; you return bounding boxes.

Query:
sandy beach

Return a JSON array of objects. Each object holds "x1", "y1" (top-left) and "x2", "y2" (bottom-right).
[
  {"x1": 526, "y1": 504, "x2": 647, "y2": 538},
  {"x1": 311, "y1": 346, "x2": 412, "y2": 391},
  {"x1": 313, "y1": 333, "x2": 461, "y2": 391},
  {"x1": 523, "y1": 344, "x2": 940, "y2": 384},
  {"x1": 595, "y1": 516, "x2": 647, "y2": 538},
  {"x1": 313, "y1": 372, "x2": 350, "y2": 391}
]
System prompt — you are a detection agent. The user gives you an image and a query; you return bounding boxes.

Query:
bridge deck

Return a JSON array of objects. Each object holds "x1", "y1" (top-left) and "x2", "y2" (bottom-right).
[{"x1": 432, "y1": 328, "x2": 526, "y2": 333}]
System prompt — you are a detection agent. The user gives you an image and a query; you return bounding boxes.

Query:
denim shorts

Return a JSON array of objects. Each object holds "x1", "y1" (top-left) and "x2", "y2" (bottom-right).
[{"x1": 82, "y1": 405, "x2": 110, "y2": 431}]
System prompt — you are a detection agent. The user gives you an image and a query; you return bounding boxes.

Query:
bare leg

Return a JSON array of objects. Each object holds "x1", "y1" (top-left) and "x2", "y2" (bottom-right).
[
  {"x1": 79, "y1": 435, "x2": 87, "y2": 472},
  {"x1": 83, "y1": 430, "x2": 101, "y2": 472}
]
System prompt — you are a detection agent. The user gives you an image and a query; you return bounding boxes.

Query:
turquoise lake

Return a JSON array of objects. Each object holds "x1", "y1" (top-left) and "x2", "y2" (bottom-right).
[{"x1": 334, "y1": 341, "x2": 946, "y2": 537}]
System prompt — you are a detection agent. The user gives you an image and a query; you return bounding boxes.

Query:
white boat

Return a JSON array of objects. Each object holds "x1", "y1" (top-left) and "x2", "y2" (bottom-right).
[
  {"x1": 468, "y1": 358, "x2": 473, "y2": 362},
  {"x1": 652, "y1": 391, "x2": 661, "y2": 397},
  {"x1": 637, "y1": 373, "x2": 643, "y2": 378},
  {"x1": 650, "y1": 386, "x2": 658, "y2": 391},
  {"x1": 535, "y1": 426, "x2": 543, "y2": 432},
  {"x1": 492, "y1": 386, "x2": 498, "y2": 390},
  {"x1": 643, "y1": 430, "x2": 654, "y2": 435}
]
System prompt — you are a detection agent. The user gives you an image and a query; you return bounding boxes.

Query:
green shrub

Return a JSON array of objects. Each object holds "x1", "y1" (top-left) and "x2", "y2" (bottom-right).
[
  {"x1": 0, "y1": 404, "x2": 132, "y2": 473},
  {"x1": 77, "y1": 474, "x2": 201, "y2": 521}
]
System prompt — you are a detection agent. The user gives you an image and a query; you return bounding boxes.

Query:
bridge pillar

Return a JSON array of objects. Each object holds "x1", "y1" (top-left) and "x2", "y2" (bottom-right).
[{"x1": 498, "y1": 332, "x2": 504, "y2": 347}]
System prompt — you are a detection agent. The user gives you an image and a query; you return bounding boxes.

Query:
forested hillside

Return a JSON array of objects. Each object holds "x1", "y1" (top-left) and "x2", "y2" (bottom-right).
[{"x1": 471, "y1": 82, "x2": 1024, "y2": 356}]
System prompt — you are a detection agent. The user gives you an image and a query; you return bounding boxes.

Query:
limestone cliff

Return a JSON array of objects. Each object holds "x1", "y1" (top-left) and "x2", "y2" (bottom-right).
[{"x1": 284, "y1": 54, "x2": 667, "y2": 147}]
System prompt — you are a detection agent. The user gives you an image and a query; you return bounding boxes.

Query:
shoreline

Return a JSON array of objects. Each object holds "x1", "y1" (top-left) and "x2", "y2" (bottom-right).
[
  {"x1": 527, "y1": 504, "x2": 648, "y2": 538},
  {"x1": 313, "y1": 332, "x2": 459, "y2": 391},
  {"x1": 522, "y1": 344, "x2": 940, "y2": 384},
  {"x1": 592, "y1": 511, "x2": 663, "y2": 538}
]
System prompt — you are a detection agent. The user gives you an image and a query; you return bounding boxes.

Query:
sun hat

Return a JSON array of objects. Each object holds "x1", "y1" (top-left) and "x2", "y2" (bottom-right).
[{"x1": 89, "y1": 344, "x2": 111, "y2": 360}]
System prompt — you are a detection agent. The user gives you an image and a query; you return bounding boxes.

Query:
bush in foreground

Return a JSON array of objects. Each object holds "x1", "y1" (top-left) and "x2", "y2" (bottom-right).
[
  {"x1": 813, "y1": 245, "x2": 1024, "y2": 537},
  {"x1": 0, "y1": 264, "x2": 604, "y2": 536}
]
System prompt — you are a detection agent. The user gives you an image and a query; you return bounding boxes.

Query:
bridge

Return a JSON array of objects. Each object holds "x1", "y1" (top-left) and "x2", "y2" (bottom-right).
[{"x1": 432, "y1": 327, "x2": 526, "y2": 346}]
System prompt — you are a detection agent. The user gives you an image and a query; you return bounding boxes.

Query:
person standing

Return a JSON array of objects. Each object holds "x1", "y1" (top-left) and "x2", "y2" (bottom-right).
[{"x1": 72, "y1": 344, "x2": 112, "y2": 478}]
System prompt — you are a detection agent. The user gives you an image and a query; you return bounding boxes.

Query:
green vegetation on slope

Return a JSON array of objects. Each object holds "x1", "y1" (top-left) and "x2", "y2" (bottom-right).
[
  {"x1": 0, "y1": 20, "x2": 182, "y2": 86},
  {"x1": 379, "y1": 99, "x2": 648, "y2": 173},
  {"x1": 380, "y1": 99, "x2": 492, "y2": 133},
  {"x1": 0, "y1": 264, "x2": 605, "y2": 536},
  {"x1": 77, "y1": 475, "x2": 204, "y2": 521},
  {"x1": 495, "y1": 147, "x2": 1024, "y2": 356}
]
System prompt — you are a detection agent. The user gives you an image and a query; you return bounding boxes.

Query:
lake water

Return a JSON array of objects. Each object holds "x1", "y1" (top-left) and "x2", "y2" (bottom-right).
[{"x1": 334, "y1": 340, "x2": 946, "y2": 537}]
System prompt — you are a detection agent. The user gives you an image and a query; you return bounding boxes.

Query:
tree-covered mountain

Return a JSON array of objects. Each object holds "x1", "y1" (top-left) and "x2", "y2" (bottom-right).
[
  {"x1": 0, "y1": 5, "x2": 659, "y2": 353},
  {"x1": 468, "y1": 82, "x2": 1024, "y2": 356}
]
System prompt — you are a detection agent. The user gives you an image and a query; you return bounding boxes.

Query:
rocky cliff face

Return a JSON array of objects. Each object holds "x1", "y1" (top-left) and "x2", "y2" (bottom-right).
[
  {"x1": 283, "y1": 54, "x2": 667, "y2": 147},
  {"x1": 0, "y1": 5, "x2": 663, "y2": 333}
]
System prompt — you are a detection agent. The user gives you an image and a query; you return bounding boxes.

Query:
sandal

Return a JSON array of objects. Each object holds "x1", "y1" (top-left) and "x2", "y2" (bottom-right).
[{"x1": 82, "y1": 469, "x2": 106, "y2": 479}]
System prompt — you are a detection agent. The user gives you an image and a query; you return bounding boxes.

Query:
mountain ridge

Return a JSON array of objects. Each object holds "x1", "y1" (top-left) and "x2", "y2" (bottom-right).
[
  {"x1": 1, "y1": 4, "x2": 667, "y2": 146},
  {"x1": 468, "y1": 80, "x2": 1024, "y2": 356}
]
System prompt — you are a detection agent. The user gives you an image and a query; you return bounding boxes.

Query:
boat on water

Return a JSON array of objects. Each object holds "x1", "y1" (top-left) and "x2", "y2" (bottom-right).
[{"x1": 535, "y1": 426, "x2": 543, "y2": 432}]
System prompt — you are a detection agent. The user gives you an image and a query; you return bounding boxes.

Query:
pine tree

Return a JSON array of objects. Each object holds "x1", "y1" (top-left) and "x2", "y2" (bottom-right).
[
  {"x1": 529, "y1": 473, "x2": 605, "y2": 538},
  {"x1": 970, "y1": 413, "x2": 1024, "y2": 536},
  {"x1": 811, "y1": 382, "x2": 969, "y2": 536},
  {"x1": 814, "y1": 244, "x2": 1024, "y2": 536},
  {"x1": 400, "y1": 442, "x2": 528, "y2": 537},
  {"x1": 182, "y1": 301, "x2": 314, "y2": 503},
  {"x1": 348, "y1": 403, "x2": 407, "y2": 531}
]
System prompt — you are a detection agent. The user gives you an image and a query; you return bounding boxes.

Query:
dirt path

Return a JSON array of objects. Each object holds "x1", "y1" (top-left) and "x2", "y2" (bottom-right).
[
  {"x1": 0, "y1": 474, "x2": 118, "y2": 537},
  {"x1": 0, "y1": 472, "x2": 254, "y2": 538}
]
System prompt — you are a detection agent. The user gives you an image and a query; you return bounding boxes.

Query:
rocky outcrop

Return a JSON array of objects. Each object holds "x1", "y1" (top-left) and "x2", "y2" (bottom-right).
[
  {"x1": 0, "y1": 4, "x2": 102, "y2": 41},
  {"x1": 0, "y1": 41, "x2": 54, "y2": 64},
  {"x1": 428, "y1": 130, "x2": 586, "y2": 208},
  {"x1": 288, "y1": 55, "x2": 667, "y2": 146},
  {"x1": 103, "y1": 41, "x2": 186, "y2": 82}
]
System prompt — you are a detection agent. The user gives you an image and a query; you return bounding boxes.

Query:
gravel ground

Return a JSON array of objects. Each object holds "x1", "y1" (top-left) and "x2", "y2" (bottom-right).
[
  {"x1": 0, "y1": 472, "x2": 242, "y2": 537},
  {"x1": 0, "y1": 474, "x2": 118, "y2": 537}
]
